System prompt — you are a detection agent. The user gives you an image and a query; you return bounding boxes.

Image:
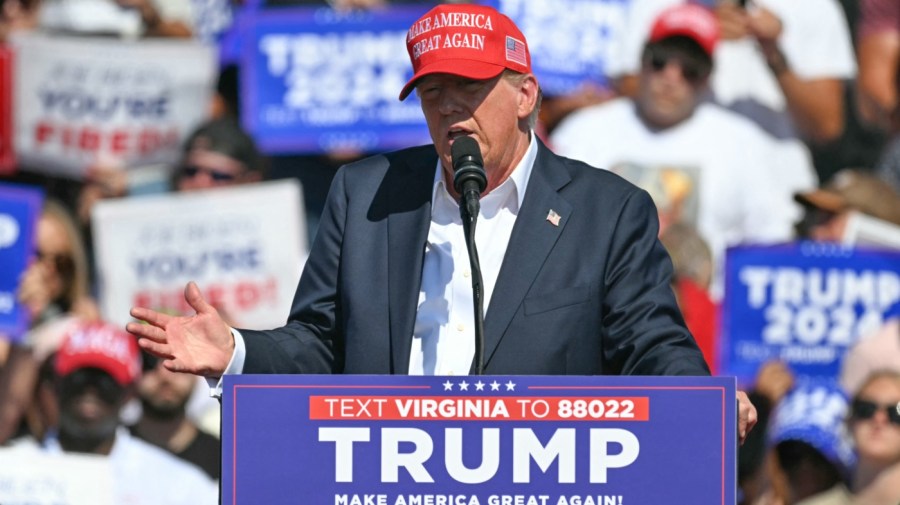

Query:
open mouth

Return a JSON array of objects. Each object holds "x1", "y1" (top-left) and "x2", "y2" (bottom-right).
[{"x1": 448, "y1": 128, "x2": 472, "y2": 141}]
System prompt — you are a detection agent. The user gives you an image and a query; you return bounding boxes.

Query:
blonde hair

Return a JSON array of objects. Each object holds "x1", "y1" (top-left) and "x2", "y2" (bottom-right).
[{"x1": 42, "y1": 199, "x2": 90, "y2": 311}]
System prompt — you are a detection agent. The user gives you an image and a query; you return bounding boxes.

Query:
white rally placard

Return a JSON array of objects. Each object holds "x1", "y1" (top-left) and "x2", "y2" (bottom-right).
[
  {"x1": 92, "y1": 180, "x2": 307, "y2": 329},
  {"x1": 12, "y1": 32, "x2": 216, "y2": 178},
  {"x1": 0, "y1": 448, "x2": 114, "y2": 505}
]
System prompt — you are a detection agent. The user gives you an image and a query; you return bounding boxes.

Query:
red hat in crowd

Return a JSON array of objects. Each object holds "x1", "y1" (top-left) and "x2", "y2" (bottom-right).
[
  {"x1": 648, "y1": 3, "x2": 720, "y2": 58},
  {"x1": 399, "y1": 3, "x2": 532, "y2": 100},
  {"x1": 55, "y1": 320, "x2": 142, "y2": 387}
]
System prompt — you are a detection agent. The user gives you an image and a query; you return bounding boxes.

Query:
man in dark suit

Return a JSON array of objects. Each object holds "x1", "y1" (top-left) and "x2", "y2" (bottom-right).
[{"x1": 127, "y1": 3, "x2": 756, "y2": 440}]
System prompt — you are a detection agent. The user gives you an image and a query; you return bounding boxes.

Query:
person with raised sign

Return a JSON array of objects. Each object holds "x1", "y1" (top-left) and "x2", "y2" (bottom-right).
[{"x1": 127, "y1": 3, "x2": 757, "y2": 442}]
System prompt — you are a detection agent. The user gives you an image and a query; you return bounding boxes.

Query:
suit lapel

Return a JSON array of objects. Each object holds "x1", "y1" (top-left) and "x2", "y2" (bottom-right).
[
  {"x1": 387, "y1": 151, "x2": 437, "y2": 374},
  {"x1": 483, "y1": 141, "x2": 572, "y2": 366}
]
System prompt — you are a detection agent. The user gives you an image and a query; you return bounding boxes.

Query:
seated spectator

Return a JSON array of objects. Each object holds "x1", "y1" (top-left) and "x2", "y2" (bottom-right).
[
  {"x1": 764, "y1": 381, "x2": 856, "y2": 505},
  {"x1": 793, "y1": 168, "x2": 900, "y2": 245},
  {"x1": 552, "y1": 3, "x2": 804, "y2": 297},
  {"x1": 845, "y1": 370, "x2": 900, "y2": 505},
  {"x1": 130, "y1": 350, "x2": 219, "y2": 480},
  {"x1": 9, "y1": 320, "x2": 217, "y2": 504},
  {"x1": 0, "y1": 199, "x2": 97, "y2": 443}
]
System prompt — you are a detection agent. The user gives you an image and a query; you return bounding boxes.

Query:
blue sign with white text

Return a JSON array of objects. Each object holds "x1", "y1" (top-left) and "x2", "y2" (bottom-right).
[
  {"x1": 0, "y1": 183, "x2": 43, "y2": 341},
  {"x1": 222, "y1": 374, "x2": 736, "y2": 505},
  {"x1": 720, "y1": 242, "x2": 900, "y2": 387},
  {"x1": 489, "y1": 0, "x2": 629, "y2": 95},
  {"x1": 241, "y1": 6, "x2": 432, "y2": 154}
]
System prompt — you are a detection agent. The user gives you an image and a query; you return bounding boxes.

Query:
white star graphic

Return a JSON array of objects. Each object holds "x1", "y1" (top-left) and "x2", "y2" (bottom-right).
[
  {"x1": 475, "y1": 381, "x2": 485, "y2": 391},
  {"x1": 490, "y1": 381, "x2": 501, "y2": 391},
  {"x1": 458, "y1": 380, "x2": 469, "y2": 391},
  {"x1": 505, "y1": 380, "x2": 516, "y2": 391},
  {"x1": 443, "y1": 380, "x2": 454, "y2": 391}
]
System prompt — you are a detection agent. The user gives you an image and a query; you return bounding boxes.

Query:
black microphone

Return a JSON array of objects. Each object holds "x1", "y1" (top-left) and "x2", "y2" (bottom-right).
[
  {"x1": 451, "y1": 136, "x2": 487, "y2": 219},
  {"x1": 450, "y1": 135, "x2": 487, "y2": 375}
]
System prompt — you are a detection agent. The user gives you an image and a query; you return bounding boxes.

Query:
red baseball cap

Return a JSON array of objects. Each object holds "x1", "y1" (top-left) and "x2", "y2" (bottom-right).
[
  {"x1": 55, "y1": 320, "x2": 142, "y2": 386},
  {"x1": 399, "y1": 3, "x2": 532, "y2": 101},
  {"x1": 648, "y1": 4, "x2": 719, "y2": 58}
]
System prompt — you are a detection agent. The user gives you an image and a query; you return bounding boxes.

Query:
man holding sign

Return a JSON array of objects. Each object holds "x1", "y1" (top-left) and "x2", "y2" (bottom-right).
[{"x1": 128, "y1": 3, "x2": 757, "y2": 442}]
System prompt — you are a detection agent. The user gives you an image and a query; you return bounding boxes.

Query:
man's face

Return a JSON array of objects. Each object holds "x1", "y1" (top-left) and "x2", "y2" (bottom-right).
[
  {"x1": 138, "y1": 358, "x2": 196, "y2": 418},
  {"x1": 57, "y1": 368, "x2": 127, "y2": 444},
  {"x1": 637, "y1": 41, "x2": 710, "y2": 129},
  {"x1": 176, "y1": 149, "x2": 251, "y2": 192},
  {"x1": 416, "y1": 72, "x2": 536, "y2": 192}
]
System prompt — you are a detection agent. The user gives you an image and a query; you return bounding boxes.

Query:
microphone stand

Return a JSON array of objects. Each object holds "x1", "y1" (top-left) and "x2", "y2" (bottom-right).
[{"x1": 460, "y1": 197, "x2": 486, "y2": 375}]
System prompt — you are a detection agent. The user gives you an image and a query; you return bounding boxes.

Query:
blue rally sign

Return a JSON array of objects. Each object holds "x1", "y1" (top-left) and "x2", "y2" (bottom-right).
[
  {"x1": 721, "y1": 242, "x2": 900, "y2": 387},
  {"x1": 487, "y1": 0, "x2": 629, "y2": 96},
  {"x1": 222, "y1": 374, "x2": 736, "y2": 505},
  {"x1": 241, "y1": 6, "x2": 432, "y2": 154},
  {"x1": 0, "y1": 183, "x2": 43, "y2": 341}
]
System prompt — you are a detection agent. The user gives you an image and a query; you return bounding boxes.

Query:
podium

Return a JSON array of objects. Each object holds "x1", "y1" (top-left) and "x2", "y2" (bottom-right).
[{"x1": 222, "y1": 375, "x2": 737, "y2": 505}]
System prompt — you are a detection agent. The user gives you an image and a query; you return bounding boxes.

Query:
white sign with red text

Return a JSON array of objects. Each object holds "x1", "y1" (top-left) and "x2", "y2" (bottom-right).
[
  {"x1": 11, "y1": 32, "x2": 216, "y2": 178},
  {"x1": 92, "y1": 180, "x2": 307, "y2": 329}
]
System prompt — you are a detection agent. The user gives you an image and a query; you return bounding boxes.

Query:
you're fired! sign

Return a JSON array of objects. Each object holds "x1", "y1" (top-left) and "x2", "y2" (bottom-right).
[{"x1": 222, "y1": 375, "x2": 736, "y2": 505}]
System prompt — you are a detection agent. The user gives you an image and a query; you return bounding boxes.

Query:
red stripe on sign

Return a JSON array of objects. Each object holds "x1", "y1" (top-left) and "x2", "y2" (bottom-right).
[{"x1": 309, "y1": 396, "x2": 649, "y2": 421}]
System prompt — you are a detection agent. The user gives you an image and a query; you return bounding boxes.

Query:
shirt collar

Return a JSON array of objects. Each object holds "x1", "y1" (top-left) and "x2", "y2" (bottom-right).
[{"x1": 432, "y1": 132, "x2": 538, "y2": 213}]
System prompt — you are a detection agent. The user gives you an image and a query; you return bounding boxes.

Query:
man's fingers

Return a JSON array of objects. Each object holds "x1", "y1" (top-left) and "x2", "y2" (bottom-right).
[
  {"x1": 126, "y1": 321, "x2": 168, "y2": 343},
  {"x1": 136, "y1": 337, "x2": 173, "y2": 360},
  {"x1": 184, "y1": 281, "x2": 216, "y2": 316},
  {"x1": 130, "y1": 306, "x2": 172, "y2": 328}
]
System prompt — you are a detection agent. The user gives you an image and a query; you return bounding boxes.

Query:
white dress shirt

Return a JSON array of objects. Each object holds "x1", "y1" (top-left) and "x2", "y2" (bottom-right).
[{"x1": 212, "y1": 134, "x2": 537, "y2": 395}]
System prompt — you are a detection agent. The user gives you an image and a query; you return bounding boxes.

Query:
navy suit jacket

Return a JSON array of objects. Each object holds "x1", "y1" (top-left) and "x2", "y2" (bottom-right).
[{"x1": 241, "y1": 140, "x2": 709, "y2": 376}]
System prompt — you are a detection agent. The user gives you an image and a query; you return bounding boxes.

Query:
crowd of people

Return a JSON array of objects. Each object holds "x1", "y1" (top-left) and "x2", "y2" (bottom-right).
[{"x1": 2, "y1": 1, "x2": 900, "y2": 505}]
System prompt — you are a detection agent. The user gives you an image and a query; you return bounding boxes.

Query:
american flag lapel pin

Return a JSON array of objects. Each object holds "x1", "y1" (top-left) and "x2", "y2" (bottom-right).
[{"x1": 546, "y1": 209, "x2": 561, "y2": 227}]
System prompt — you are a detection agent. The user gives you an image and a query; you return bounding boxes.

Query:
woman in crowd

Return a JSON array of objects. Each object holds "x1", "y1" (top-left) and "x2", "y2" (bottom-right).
[
  {"x1": 848, "y1": 370, "x2": 900, "y2": 505},
  {"x1": 0, "y1": 199, "x2": 97, "y2": 443}
]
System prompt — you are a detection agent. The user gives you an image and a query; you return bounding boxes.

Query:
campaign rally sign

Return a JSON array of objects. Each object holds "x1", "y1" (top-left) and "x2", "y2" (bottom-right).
[
  {"x1": 720, "y1": 242, "x2": 900, "y2": 386},
  {"x1": 91, "y1": 180, "x2": 307, "y2": 329},
  {"x1": 223, "y1": 374, "x2": 737, "y2": 505},
  {"x1": 0, "y1": 45, "x2": 13, "y2": 174},
  {"x1": 241, "y1": 6, "x2": 432, "y2": 154},
  {"x1": 12, "y1": 33, "x2": 216, "y2": 178},
  {"x1": 0, "y1": 183, "x2": 43, "y2": 342},
  {"x1": 0, "y1": 447, "x2": 114, "y2": 505},
  {"x1": 487, "y1": 0, "x2": 628, "y2": 95}
]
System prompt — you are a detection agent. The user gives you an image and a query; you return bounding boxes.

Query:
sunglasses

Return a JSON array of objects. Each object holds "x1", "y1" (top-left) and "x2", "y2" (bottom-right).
[
  {"x1": 59, "y1": 368, "x2": 127, "y2": 405},
  {"x1": 35, "y1": 249, "x2": 75, "y2": 276},
  {"x1": 179, "y1": 165, "x2": 238, "y2": 182},
  {"x1": 644, "y1": 48, "x2": 708, "y2": 83},
  {"x1": 851, "y1": 398, "x2": 900, "y2": 425}
]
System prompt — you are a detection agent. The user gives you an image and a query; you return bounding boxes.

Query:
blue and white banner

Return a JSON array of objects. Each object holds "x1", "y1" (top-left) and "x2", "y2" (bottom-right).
[
  {"x1": 488, "y1": 0, "x2": 629, "y2": 95},
  {"x1": 720, "y1": 243, "x2": 900, "y2": 387},
  {"x1": 0, "y1": 183, "x2": 43, "y2": 342},
  {"x1": 223, "y1": 374, "x2": 737, "y2": 505},
  {"x1": 241, "y1": 6, "x2": 432, "y2": 154}
]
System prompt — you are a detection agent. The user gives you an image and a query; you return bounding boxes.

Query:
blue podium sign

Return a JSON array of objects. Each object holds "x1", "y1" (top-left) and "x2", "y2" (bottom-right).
[{"x1": 222, "y1": 375, "x2": 736, "y2": 505}]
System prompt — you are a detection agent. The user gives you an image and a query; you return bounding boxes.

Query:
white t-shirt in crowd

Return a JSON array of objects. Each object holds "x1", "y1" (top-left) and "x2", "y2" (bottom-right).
[
  {"x1": 14, "y1": 428, "x2": 218, "y2": 505},
  {"x1": 550, "y1": 98, "x2": 811, "y2": 297}
]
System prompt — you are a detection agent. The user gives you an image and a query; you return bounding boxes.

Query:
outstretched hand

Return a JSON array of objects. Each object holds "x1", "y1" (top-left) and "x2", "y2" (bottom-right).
[{"x1": 126, "y1": 281, "x2": 235, "y2": 378}]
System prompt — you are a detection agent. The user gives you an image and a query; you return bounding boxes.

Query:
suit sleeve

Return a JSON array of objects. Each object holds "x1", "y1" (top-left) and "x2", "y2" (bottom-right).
[
  {"x1": 601, "y1": 189, "x2": 711, "y2": 376},
  {"x1": 238, "y1": 167, "x2": 349, "y2": 374}
]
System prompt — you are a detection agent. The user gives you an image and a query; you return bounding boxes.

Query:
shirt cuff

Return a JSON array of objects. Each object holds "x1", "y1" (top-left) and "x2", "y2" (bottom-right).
[{"x1": 206, "y1": 328, "x2": 247, "y2": 399}]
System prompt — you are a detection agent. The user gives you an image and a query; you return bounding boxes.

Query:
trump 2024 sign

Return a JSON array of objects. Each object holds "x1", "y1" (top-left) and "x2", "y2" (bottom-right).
[{"x1": 222, "y1": 375, "x2": 736, "y2": 505}]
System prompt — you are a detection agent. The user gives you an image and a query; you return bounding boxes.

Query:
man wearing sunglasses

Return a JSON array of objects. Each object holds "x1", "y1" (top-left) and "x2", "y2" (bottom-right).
[
  {"x1": 552, "y1": 3, "x2": 795, "y2": 299},
  {"x1": 7, "y1": 321, "x2": 217, "y2": 505}
]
